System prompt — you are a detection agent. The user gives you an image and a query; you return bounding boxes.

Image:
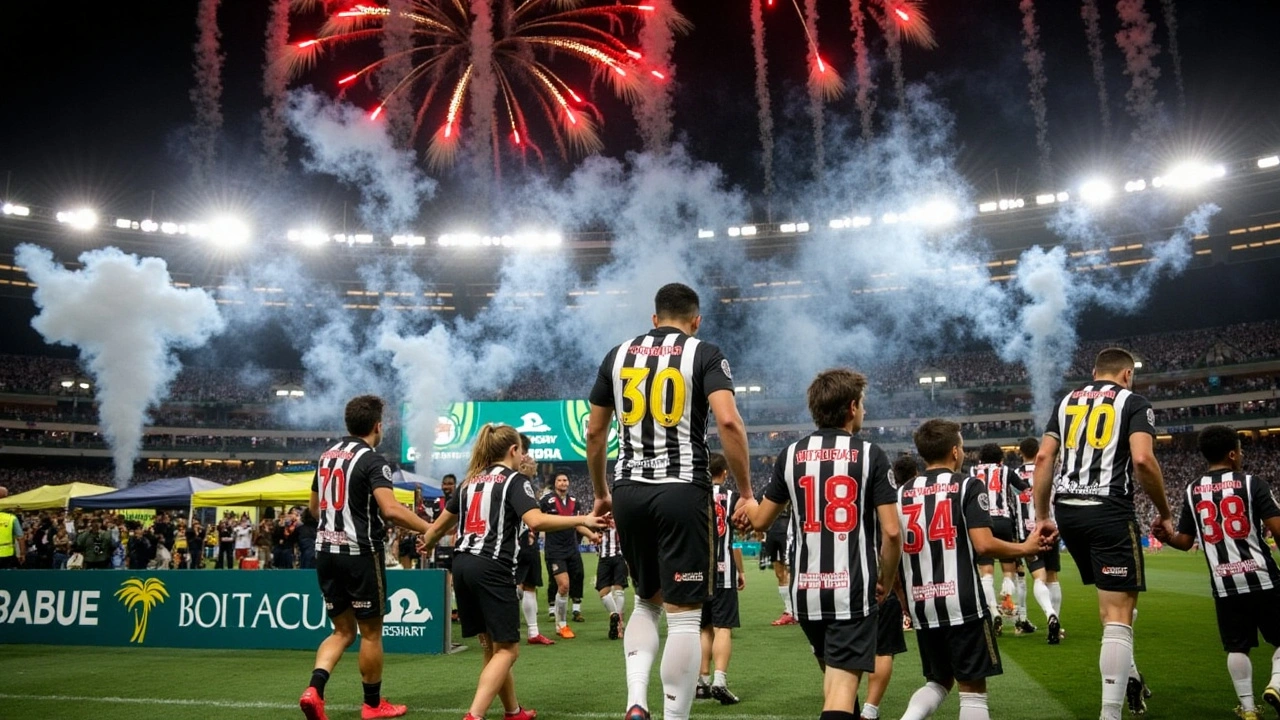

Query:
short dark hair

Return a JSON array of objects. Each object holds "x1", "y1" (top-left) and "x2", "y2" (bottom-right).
[
  {"x1": 344, "y1": 395, "x2": 384, "y2": 437},
  {"x1": 914, "y1": 419, "x2": 962, "y2": 464},
  {"x1": 1198, "y1": 425, "x2": 1240, "y2": 464},
  {"x1": 807, "y1": 369, "x2": 868, "y2": 429},
  {"x1": 554, "y1": 472, "x2": 569, "y2": 482},
  {"x1": 978, "y1": 443, "x2": 1004, "y2": 464},
  {"x1": 519, "y1": 433, "x2": 531, "y2": 452},
  {"x1": 1094, "y1": 347, "x2": 1136, "y2": 376},
  {"x1": 1018, "y1": 437, "x2": 1039, "y2": 459},
  {"x1": 892, "y1": 454, "x2": 919, "y2": 485},
  {"x1": 442, "y1": 474, "x2": 457, "y2": 483},
  {"x1": 654, "y1": 283, "x2": 700, "y2": 320},
  {"x1": 709, "y1": 452, "x2": 728, "y2": 479}
]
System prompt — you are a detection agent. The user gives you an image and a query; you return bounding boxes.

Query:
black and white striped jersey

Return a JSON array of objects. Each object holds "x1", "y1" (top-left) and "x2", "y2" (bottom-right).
[
  {"x1": 1046, "y1": 382, "x2": 1156, "y2": 517},
  {"x1": 1011, "y1": 463, "x2": 1038, "y2": 541},
  {"x1": 539, "y1": 493, "x2": 582, "y2": 557},
  {"x1": 898, "y1": 469, "x2": 992, "y2": 628},
  {"x1": 598, "y1": 526, "x2": 623, "y2": 559},
  {"x1": 765, "y1": 429, "x2": 895, "y2": 621},
  {"x1": 447, "y1": 465, "x2": 540, "y2": 569},
  {"x1": 1176, "y1": 471, "x2": 1280, "y2": 597},
  {"x1": 312, "y1": 437, "x2": 395, "y2": 556},
  {"x1": 589, "y1": 328, "x2": 735, "y2": 488},
  {"x1": 712, "y1": 484, "x2": 742, "y2": 590},
  {"x1": 970, "y1": 463, "x2": 1012, "y2": 519}
]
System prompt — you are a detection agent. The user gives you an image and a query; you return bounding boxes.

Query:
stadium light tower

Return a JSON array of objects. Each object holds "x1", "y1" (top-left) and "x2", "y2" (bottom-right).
[
  {"x1": 1078, "y1": 179, "x2": 1115, "y2": 206},
  {"x1": 918, "y1": 371, "x2": 948, "y2": 402}
]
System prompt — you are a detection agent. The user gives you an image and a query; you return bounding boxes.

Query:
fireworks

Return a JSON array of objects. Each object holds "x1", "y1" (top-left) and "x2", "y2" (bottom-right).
[
  {"x1": 884, "y1": 0, "x2": 936, "y2": 50},
  {"x1": 286, "y1": 1, "x2": 660, "y2": 169}
]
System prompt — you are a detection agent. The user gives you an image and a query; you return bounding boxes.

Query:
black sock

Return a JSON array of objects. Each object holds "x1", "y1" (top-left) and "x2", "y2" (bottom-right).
[
  {"x1": 363, "y1": 681, "x2": 382, "y2": 708},
  {"x1": 308, "y1": 669, "x2": 330, "y2": 700},
  {"x1": 819, "y1": 712, "x2": 856, "y2": 720}
]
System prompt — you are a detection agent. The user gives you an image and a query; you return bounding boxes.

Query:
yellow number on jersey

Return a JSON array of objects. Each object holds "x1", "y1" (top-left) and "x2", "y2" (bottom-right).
[
  {"x1": 617, "y1": 366, "x2": 688, "y2": 428},
  {"x1": 1064, "y1": 403, "x2": 1117, "y2": 450}
]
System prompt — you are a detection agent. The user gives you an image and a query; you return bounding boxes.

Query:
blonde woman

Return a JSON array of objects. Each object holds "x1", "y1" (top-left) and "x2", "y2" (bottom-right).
[{"x1": 420, "y1": 426, "x2": 610, "y2": 720}]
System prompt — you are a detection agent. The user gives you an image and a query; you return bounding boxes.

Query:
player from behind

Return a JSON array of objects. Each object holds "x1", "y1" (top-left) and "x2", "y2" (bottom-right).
[
  {"x1": 515, "y1": 437, "x2": 555, "y2": 646},
  {"x1": 300, "y1": 395, "x2": 431, "y2": 720},
  {"x1": 1154, "y1": 425, "x2": 1280, "y2": 720},
  {"x1": 697, "y1": 452, "x2": 745, "y2": 704},
  {"x1": 1032, "y1": 348, "x2": 1171, "y2": 719},
  {"x1": 741, "y1": 369, "x2": 902, "y2": 720},
  {"x1": 970, "y1": 443, "x2": 1027, "y2": 636},
  {"x1": 585, "y1": 282, "x2": 755, "y2": 720},
  {"x1": 1012, "y1": 437, "x2": 1064, "y2": 643},
  {"x1": 419, "y1": 424, "x2": 609, "y2": 720},
  {"x1": 898, "y1": 420, "x2": 1048, "y2": 720},
  {"x1": 596, "y1": 524, "x2": 629, "y2": 640}
]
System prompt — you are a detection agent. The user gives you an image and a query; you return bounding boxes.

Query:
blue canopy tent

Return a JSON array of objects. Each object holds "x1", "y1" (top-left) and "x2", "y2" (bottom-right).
[
  {"x1": 71, "y1": 477, "x2": 226, "y2": 510},
  {"x1": 392, "y1": 469, "x2": 444, "y2": 499}
]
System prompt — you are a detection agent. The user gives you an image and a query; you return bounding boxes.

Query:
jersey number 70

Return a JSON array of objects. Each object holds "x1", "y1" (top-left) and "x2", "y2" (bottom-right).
[{"x1": 1063, "y1": 404, "x2": 1117, "y2": 450}]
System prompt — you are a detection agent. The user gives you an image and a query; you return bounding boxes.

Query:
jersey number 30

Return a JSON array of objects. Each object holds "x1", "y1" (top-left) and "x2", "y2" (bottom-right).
[{"x1": 619, "y1": 366, "x2": 687, "y2": 428}]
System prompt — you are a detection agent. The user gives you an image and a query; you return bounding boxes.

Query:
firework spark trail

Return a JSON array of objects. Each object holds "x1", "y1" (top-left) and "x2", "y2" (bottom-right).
[
  {"x1": 261, "y1": 0, "x2": 291, "y2": 182},
  {"x1": 190, "y1": 0, "x2": 223, "y2": 183},
  {"x1": 469, "y1": 0, "x2": 497, "y2": 176},
  {"x1": 851, "y1": 0, "x2": 876, "y2": 140},
  {"x1": 885, "y1": 16, "x2": 906, "y2": 107},
  {"x1": 805, "y1": 0, "x2": 825, "y2": 177},
  {"x1": 1019, "y1": 0, "x2": 1052, "y2": 183},
  {"x1": 1115, "y1": 0, "x2": 1163, "y2": 137},
  {"x1": 379, "y1": 0, "x2": 416, "y2": 147},
  {"x1": 1160, "y1": 0, "x2": 1185, "y2": 115},
  {"x1": 635, "y1": 0, "x2": 676, "y2": 152},
  {"x1": 1081, "y1": 0, "x2": 1112, "y2": 132},
  {"x1": 750, "y1": 0, "x2": 775, "y2": 197}
]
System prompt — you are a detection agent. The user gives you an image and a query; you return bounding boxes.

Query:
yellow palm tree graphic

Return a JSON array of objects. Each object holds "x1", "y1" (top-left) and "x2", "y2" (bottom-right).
[{"x1": 114, "y1": 578, "x2": 169, "y2": 644}]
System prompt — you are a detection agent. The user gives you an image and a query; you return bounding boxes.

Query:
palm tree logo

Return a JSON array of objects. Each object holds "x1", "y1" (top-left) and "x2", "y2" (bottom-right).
[{"x1": 114, "y1": 578, "x2": 169, "y2": 644}]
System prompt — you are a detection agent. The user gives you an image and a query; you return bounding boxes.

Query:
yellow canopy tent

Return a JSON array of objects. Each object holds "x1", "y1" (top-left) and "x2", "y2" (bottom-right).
[
  {"x1": 190, "y1": 472, "x2": 415, "y2": 508},
  {"x1": 0, "y1": 482, "x2": 115, "y2": 511}
]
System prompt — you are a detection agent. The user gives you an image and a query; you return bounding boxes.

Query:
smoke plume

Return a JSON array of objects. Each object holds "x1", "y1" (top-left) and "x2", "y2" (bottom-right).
[
  {"x1": 378, "y1": 0, "x2": 417, "y2": 148},
  {"x1": 851, "y1": 0, "x2": 877, "y2": 141},
  {"x1": 1115, "y1": 0, "x2": 1163, "y2": 138},
  {"x1": 1160, "y1": 0, "x2": 1185, "y2": 115},
  {"x1": 468, "y1": 0, "x2": 497, "y2": 177},
  {"x1": 261, "y1": 0, "x2": 292, "y2": 184},
  {"x1": 190, "y1": 0, "x2": 224, "y2": 184},
  {"x1": 17, "y1": 246, "x2": 225, "y2": 486},
  {"x1": 750, "y1": 0, "x2": 775, "y2": 197},
  {"x1": 1019, "y1": 0, "x2": 1052, "y2": 183},
  {"x1": 633, "y1": 0, "x2": 678, "y2": 152},
  {"x1": 1080, "y1": 0, "x2": 1112, "y2": 133},
  {"x1": 805, "y1": 0, "x2": 826, "y2": 178}
]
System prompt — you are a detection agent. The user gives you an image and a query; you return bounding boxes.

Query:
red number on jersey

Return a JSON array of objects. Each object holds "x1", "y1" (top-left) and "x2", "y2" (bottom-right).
[
  {"x1": 1197, "y1": 495, "x2": 1251, "y2": 545},
  {"x1": 902, "y1": 503, "x2": 925, "y2": 554},
  {"x1": 317, "y1": 467, "x2": 347, "y2": 511},
  {"x1": 901, "y1": 499, "x2": 957, "y2": 554},
  {"x1": 986, "y1": 468, "x2": 1003, "y2": 494},
  {"x1": 464, "y1": 495, "x2": 488, "y2": 536},
  {"x1": 798, "y1": 474, "x2": 859, "y2": 533},
  {"x1": 714, "y1": 501, "x2": 727, "y2": 538}
]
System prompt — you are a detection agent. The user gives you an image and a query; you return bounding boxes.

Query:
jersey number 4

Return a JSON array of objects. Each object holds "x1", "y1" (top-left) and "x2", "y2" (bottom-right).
[
  {"x1": 619, "y1": 366, "x2": 687, "y2": 428},
  {"x1": 797, "y1": 475, "x2": 859, "y2": 533},
  {"x1": 317, "y1": 467, "x2": 347, "y2": 511},
  {"x1": 1063, "y1": 404, "x2": 1117, "y2": 450},
  {"x1": 1196, "y1": 496, "x2": 1250, "y2": 545},
  {"x1": 901, "y1": 501, "x2": 958, "y2": 554},
  {"x1": 464, "y1": 498, "x2": 488, "y2": 537}
]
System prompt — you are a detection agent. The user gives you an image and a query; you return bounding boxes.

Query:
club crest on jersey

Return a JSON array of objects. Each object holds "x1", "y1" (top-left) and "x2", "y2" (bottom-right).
[
  {"x1": 382, "y1": 465, "x2": 393, "y2": 481},
  {"x1": 673, "y1": 571, "x2": 704, "y2": 583},
  {"x1": 1146, "y1": 408, "x2": 1155, "y2": 426},
  {"x1": 720, "y1": 359, "x2": 733, "y2": 380},
  {"x1": 976, "y1": 492, "x2": 990, "y2": 511},
  {"x1": 523, "y1": 482, "x2": 536, "y2": 499}
]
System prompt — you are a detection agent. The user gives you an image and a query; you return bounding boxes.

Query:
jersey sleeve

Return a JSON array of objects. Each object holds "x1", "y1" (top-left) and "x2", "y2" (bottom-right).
[
  {"x1": 1043, "y1": 403, "x2": 1061, "y2": 441},
  {"x1": 539, "y1": 494, "x2": 556, "y2": 514},
  {"x1": 962, "y1": 478, "x2": 993, "y2": 529},
  {"x1": 1126, "y1": 395, "x2": 1157, "y2": 437},
  {"x1": 869, "y1": 444, "x2": 896, "y2": 507},
  {"x1": 699, "y1": 342, "x2": 736, "y2": 398},
  {"x1": 367, "y1": 454, "x2": 395, "y2": 491},
  {"x1": 445, "y1": 492, "x2": 461, "y2": 516},
  {"x1": 1175, "y1": 490, "x2": 1197, "y2": 536},
  {"x1": 1253, "y1": 477, "x2": 1280, "y2": 521},
  {"x1": 588, "y1": 348, "x2": 619, "y2": 407},
  {"x1": 509, "y1": 476, "x2": 541, "y2": 518},
  {"x1": 764, "y1": 451, "x2": 790, "y2": 505}
]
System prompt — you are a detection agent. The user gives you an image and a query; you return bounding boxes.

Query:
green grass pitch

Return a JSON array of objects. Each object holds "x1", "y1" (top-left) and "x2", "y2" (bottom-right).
[{"x1": 2, "y1": 550, "x2": 1277, "y2": 719}]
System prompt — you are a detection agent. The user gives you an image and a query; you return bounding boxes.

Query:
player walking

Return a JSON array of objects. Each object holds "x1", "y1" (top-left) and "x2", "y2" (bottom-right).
[
  {"x1": 1032, "y1": 348, "x2": 1172, "y2": 719},
  {"x1": 585, "y1": 282, "x2": 754, "y2": 720},
  {"x1": 596, "y1": 525, "x2": 629, "y2": 640},
  {"x1": 697, "y1": 453, "x2": 745, "y2": 704},
  {"x1": 1155, "y1": 425, "x2": 1280, "y2": 720},
  {"x1": 515, "y1": 437, "x2": 554, "y2": 646},
  {"x1": 763, "y1": 503, "x2": 798, "y2": 625},
  {"x1": 541, "y1": 472, "x2": 595, "y2": 637},
  {"x1": 970, "y1": 443, "x2": 1027, "y2": 636},
  {"x1": 1011, "y1": 438, "x2": 1063, "y2": 643}
]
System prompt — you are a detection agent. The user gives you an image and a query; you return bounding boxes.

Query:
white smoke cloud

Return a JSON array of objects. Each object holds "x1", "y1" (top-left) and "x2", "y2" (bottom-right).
[{"x1": 17, "y1": 245, "x2": 225, "y2": 485}]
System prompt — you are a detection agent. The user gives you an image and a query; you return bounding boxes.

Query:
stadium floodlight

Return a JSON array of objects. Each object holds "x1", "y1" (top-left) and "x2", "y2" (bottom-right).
[
  {"x1": 739, "y1": 225, "x2": 758, "y2": 236},
  {"x1": 913, "y1": 199, "x2": 960, "y2": 226},
  {"x1": 289, "y1": 389, "x2": 305, "y2": 398},
  {"x1": 392, "y1": 234, "x2": 427, "y2": 247},
  {"x1": 727, "y1": 226, "x2": 742, "y2": 237},
  {"x1": 140, "y1": 219, "x2": 159, "y2": 233},
  {"x1": 202, "y1": 217, "x2": 250, "y2": 248},
  {"x1": 160, "y1": 222, "x2": 179, "y2": 234},
  {"x1": 747, "y1": 385, "x2": 762, "y2": 393},
  {"x1": 978, "y1": 201, "x2": 999, "y2": 213},
  {"x1": 1259, "y1": 155, "x2": 1280, "y2": 169},
  {"x1": 1124, "y1": 179, "x2": 1147, "y2": 193},
  {"x1": 733, "y1": 385, "x2": 747, "y2": 392},
  {"x1": 829, "y1": 218, "x2": 851, "y2": 229},
  {"x1": 287, "y1": 228, "x2": 329, "y2": 247},
  {"x1": 2, "y1": 202, "x2": 31, "y2": 217},
  {"x1": 882, "y1": 212, "x2": 900, "y2": 225},
  {"x1": 56, "y1": 208, "x2": 99, "y2": 230},
  {"x1": 1035, "y1": 194, "x2": 1057, "y2": 206},
  {"x1": 780, "y1": 222, "x2": 797, "y2": 233},
  {"x1": 114, "y1": 218, "x2": 132, "y2": 229},
  {"x1": 851, "y1": 216, "x2": 872, "y2": 228},
  {"x1": 1159, "y1": 161, "x2": 1227, "y2": 190},
  {"x1": 1078, "y1": 179, "x2": 1114, "y2": 205},
  {"x1": 1056, "y1": 192, "x2": 1069, "y2": 203},
  {"x1": 697, "y1": 229, "x2": 715, "y2": 239},
  {"x1": 60, "y1": 380, "x2": 74, "y2": 389},
  {"x1": 795, "y1": 222, "x2": 810, "y2": 232}
]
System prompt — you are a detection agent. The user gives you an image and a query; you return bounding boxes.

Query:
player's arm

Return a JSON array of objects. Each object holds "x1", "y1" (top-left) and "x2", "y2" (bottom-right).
[
  {"x1": 709, "y1": 389, "x2": 752, "y2": 503},
  {"x1": 523, "y1": 508, "x2": 608, "y2": 534},
  {"x1": 1032, "y1": 434, "x2": 1059, "y2": 523},
  {"x1": 418, "y1": 509, "x2": 458, "y2": 551},
  {"x1": 744, "y1": 454, "x2": 788, "y2": 531},
  {"x1": 964, "y1": 478, "x2": 1042, "y2": 559},
  {"x1": 1254, "y1": 479, "x2": 1280, "y2": 544},
  {"x1": 1131, "y1": 432, "x2": 1173, "y2": 539},
  {"x1": 871, "y1": 448, "x2": 901, "y2": 598},
  {"x1": 374, "y1": 487, "x2": 431, "y2": 534},
  {"x1": 586, "y1": 352, "x2": 617, "y2": 516}
]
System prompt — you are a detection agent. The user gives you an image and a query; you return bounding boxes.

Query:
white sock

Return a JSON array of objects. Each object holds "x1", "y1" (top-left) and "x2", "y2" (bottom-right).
[
  {"x1": 1271, "y1": 646, "x2": 1280, "y2": 687},
  {"x1": 1032, "y1": 579, "x2": 1056, "y2": 622},
  {"x1": 614, "y1": 588, "x2": 626, "y2": 615},
  {"x1": 981, "y1": 573, "x2": 997, "y2": 615},
  {"x1": 522, "y1": 590, "x2": 540, "y2": 638},
  {"x1": 555, "y1": 593, "x2": 568, "y2": 629},
  {"x1": 861, "y1": 703, "x2": 880, "y2": 719},
  {"x1": 660, "y1": 609, "x2": 703, "y2": 720},
  {"x1": 1228, "y1": 652, "x2": 1255, "y2": 711},
  {"x1": 1049, "y1": 581, "x2": 1062, "y2": 615},
  {"x1": 601, "y1": 592, "x2": 618, "y2": 616},
  {"x1": 1100, "y1": 623, "x2": 1134, "y2": 720},
  {"x1": 624, "y1": 599, "x2": 662, "y2": 711},
  {"x1": 900, "y1": 681, "x2": 949, "y2": 720},
  {"x1": 713, "y1": 670, "x2": 727, "y2": 688},
  {"x1": 573, "y1": 601, "x2": 582, "y2": 614},
  {"x1": 699, "y1": 674, "x2": 711, "y2": 686},
  {"x1": 778, "y1": 585, "x2": 793, "y2": 616},
  {"x1": 958, "y1": 691, "x2": 990, "y2": 720},
  {"x1": 1001, "y1": 575, "x2": 1015, "y2": 599},
  {"x1": 1015, "y1": 575, "x2": 1027, "y2": 621}
]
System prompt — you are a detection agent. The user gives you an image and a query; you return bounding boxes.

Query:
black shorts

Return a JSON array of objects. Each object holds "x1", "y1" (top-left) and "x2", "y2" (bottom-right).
[
  {"x1": 1214, "y1": 588, "x2": 1280, "y2": 653},
  {"x1": 316, "y1": 552, "x2": 386, "y2": 620},
  {"x1": 613, "y1": 481, "x2": 713, "y2": 606},
  {"x1": 1026, "y1": 545, "x2": 1062, "y2": 574},
  {"x1": 546, "y1": 552, "x2": 585, "y2": 597},
  {"x1": 515, "y1": 549, "x2": 542, "y2": 588},
  {"x1": 916, "y1": 617, "x2": 1003, "y2": 683},
  {"x1": 977, "y1": 518, "x2": 1016, "y2": 566},
  {"x1": 877, "y1": 593, "x2": 908, "y2": 656},
  {"x1": 763, "y1": 532, "x2": 790, "y2": 565},
  {"x1": 596, "y1": 555, "x2": 629, "y2": 591},
  {"x1": 799, "y1": 611, "x2": 878, "y2": 673},
  {"x1": 432, "y1": 545, "x2": 454, "y2": 570},
  {"x1": 0, "y1": 556, "x2": 18, "y2": 569},
  {"x1": 700, "y1": 587, "x2": 740, "y2": 629},
  {"x1": 453, "y1": 552, "x2": 520, "y2": 644},
  {"x1": 1056, "y1": 503, "x2": 1145, "y2": 592}
]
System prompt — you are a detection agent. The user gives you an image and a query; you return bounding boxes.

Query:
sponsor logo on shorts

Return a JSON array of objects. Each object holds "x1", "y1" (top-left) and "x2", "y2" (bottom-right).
[
  {"x1": 797, "y1": 571, "x2": 850, "y2": 590},
  {"x1": 673, "y1": 572, "x2": 704, "y2": 583},
  {"x1": 352, "y1": 601, "x2": 373, "y2": 609},
  {"x1": 1100, "y1": 566, "x2": 1129, "y2": 577},
  {"x1": 910, "y1": 581, "x2": 957, "y2": 602}
]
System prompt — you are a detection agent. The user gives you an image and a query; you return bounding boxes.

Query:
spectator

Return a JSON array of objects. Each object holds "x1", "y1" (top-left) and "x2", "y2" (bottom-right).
[
  {"x1": 51, "y1": 524, "x2": 71, "y2": 569},
  {"x1": 127, "y1": 525, "x2": 155, "y2": 570},
  {"x1": 216, "y1": 516, "x2": 236, "y2": 569},
  {"x1": 297, "y1": 509, "x2": 317, "y2": 570},
  {"x1": 76, "y1": 519, "x2": 113, "y2": 569}
]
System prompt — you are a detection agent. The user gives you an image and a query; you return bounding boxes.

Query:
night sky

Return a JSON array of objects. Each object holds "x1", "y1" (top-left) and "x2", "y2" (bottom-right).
[{"x1": 1, "y1": 1, "x2": 1279, "y2": 219}]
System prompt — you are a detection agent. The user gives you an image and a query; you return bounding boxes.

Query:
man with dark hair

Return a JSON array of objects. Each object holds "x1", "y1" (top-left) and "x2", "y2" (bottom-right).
[
  {"x1": 892, "y1": 454, "x2": 920, "y2": 488},
  {"x1": 897, "y1": 420, "x2": 1046, "y2": 720},
  {"x1": 697, "y1": 452, "x2": 744, "y2": 704},
  {"x1": 1155, "y1": 425, "x2": 1280, "y2": 719},
  {"x1": 541, "y1": 471, "x2": 595, "y2": 637},
  {"x1": 430, "y1": 473, "x2": 458, "y2": 621},
  {"x1": 586, "y1": 282, "x2": 754, "y2": 720},
  {"x1": 1013, "y1": 437, "x2": 1063, "y2": 644},
  {"x1": 970, "y1": 443, "x2": 1027, "y2": 635},
  {"x1": 300, "y1": 395, "x2": 431, "y2": 720},
  {"x1": 1032, "y1": 347, "x2": 1170, "y2": 719}
]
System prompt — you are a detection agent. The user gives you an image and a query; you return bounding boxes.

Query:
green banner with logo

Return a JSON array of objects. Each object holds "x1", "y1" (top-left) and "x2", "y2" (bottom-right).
[
  {"x1": 402, "y1": 400, "x2": 619, "y2": 465},
  {"x1": 0, "y1": 569, "x2": 448, "y2": 654}
]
